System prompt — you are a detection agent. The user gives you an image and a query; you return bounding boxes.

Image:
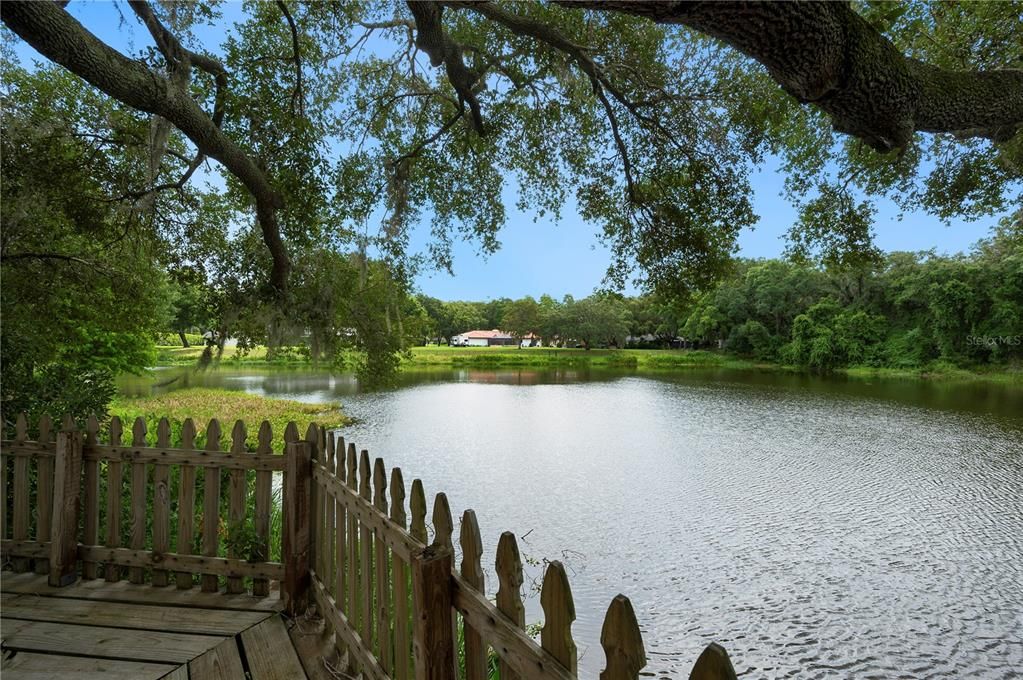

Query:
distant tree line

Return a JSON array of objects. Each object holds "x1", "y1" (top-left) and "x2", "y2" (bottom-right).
[{"x1": 417, "y1": 218, "x2": 1023, "y2": 369}]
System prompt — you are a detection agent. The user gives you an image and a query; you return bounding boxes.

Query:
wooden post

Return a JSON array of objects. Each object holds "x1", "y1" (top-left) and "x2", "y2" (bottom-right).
[
  {"x1": 12, "y1": 413, "x2": 31, "y2": 572},
  {"x1": 49, "y1": 430, "x2": 83, "y2": 586},
  {"x1": 152, "y1": 417, "x2": 172, "y2": 587},
  {"x1": 252, "y1": 420, "x2": 273, "y2": 597},
  {"x1": 104, "y1": 416, "x2": 123, "y2": 582},
  {"x1": 129, "y1": 417, "x2": 148, "y2": 584},
  {"x1": 81, "y1": 415, "x2": 100, "y2": 579},
  {"x1": 227, "y1": 420, "x2": 248, "y2": 594},
  {"x1": 201, "y1": 419, "x2": 222, "y2": 592},
  {"x1": 175, "y1": 418, "x2": 197, "y2": 589},
  {"x1": 34, "y1": 414, "x2": 54, "y2": 575},
  {"x1": 284, "y1": 439, "x2": 312, "y2": 616},
  {"x1": 411, "y1": 543, "x2": 456, "y2": 680}
]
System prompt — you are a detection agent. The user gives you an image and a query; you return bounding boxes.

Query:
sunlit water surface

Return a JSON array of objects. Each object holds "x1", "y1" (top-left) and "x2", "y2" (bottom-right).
[{"x1": 121, "y1": 367, "x2": 1023, "y2": 678}]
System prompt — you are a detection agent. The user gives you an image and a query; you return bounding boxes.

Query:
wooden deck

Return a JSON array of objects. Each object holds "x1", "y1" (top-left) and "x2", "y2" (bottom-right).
[{"x1": 0, "y1": 571, "x2": 330, "y2": 679}]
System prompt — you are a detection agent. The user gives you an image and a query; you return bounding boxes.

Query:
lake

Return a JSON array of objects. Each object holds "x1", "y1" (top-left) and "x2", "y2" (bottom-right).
[{"x1": 120, "y1": 366, "x2": 1023, "y2": 678}]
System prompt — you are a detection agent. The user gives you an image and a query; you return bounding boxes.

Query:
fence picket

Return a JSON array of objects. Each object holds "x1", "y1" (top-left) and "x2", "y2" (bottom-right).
[
  {"x1": 325, "y1": 431, "x2": 337, "y2": 596},
  {"x1": 307, "y1": 422, "x2": 322, "y2": 585},
  {"x1": 410, "y1": 479, "x2": 427, "y2": 544},
  {"x1": 176, "y1": 418, "x2": 197, "y2": 589},
  {"x1": 34, "y1": 414, "x2": 54, "y2": 575},
  {"x1": 432, "y1": 493, "x2": 453, "y2": 550},
  {"x1": 599, "y1": 595, "x2": 646, "y2": 680},
  {"x1": 346, "y1": 442, "x2": 359, "y2": 653},
  {"x1": 1, "y1": 418, "x2": 7, "y2": 542},
  {"x1": 202, "y1": 418, "x2": 222, "y2": 592},
  {"x1": 252, "y1": 420, "x2": 273, "y2": 596},
  {"x1": 11, "y1": 413, "x2": 31, "y2": 572},
  {"x1": 390, "y1": 467, "x2": 410, "y2": 680},
  {"x1": 495, "y1": 531, "x2": 526, "y2": 680},
  {"x1": 227, "y1": 420, "x2": 248, "y2": 594},
  {"x1": 373, "y1": 457, "x2": 392, "y2": 674},
  {"x1": 689, "y1": 643, "x2": 738, "y2": 680},
  {"x1": 359, "y1": 449, "x2": 374, "y2": 652},
  {"x1": 335, "y1": 435, "x2": 347, "y2": 611},
  {"x1": 282, "y1": 421, "x2": 300, "y2": 601},
  {"x1": 104, "y1": 416, "x2": 123, "y2": 582},
  {"x1": 540, "y1": 561, "x2": 578, "y2": 673},
  {"x1": 460, "y1": 509, "x2": 487, "y2": 680},
  {"x1": 81, "y1": 414, "x2": 100, "y2": 579},
  {"x1": 129, "y1": 417, "x2": 148, "y2": 584},
  {"x1": 152, "y1": 417, "x2": 172, "y2": 587}
]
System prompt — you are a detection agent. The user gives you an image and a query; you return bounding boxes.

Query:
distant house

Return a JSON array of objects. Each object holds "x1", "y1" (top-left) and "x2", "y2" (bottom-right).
[{"x1": 451, "y1": 329, "x2": 518, "y2": 347}]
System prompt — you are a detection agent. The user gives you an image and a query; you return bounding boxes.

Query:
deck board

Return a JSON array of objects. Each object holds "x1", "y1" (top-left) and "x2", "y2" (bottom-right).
[
  {"x1": 2, "y1": 594, "x2": 267, "y2": 634},
  {"x1": 240, "y1": 615, "x2": 308, "y2": 679},
  {"x1": 188, "y1": 637, "x2": 246, "y2": 680},
  {"x1": 1, "y1": 652, "x2": 177, "y2": 679},
  {"x1": 1, "y1": 620, "x2": 224, "y2": 663}
]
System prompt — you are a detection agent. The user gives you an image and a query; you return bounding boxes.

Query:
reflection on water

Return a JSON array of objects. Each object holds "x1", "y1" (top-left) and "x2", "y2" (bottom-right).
[{"x1": 119, "y1": 366, "x2": 1023, "y2": 677}]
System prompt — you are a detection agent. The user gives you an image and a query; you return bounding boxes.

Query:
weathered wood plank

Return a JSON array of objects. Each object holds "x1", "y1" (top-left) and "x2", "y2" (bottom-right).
[
  {"x1": 188, "y1": 636, "x2": 245, "y2": 680},
  {"x1": 1, "y1": 620, "x2": 225, "y2": 663},
  {"x1": 599, "y1": 595, "x2": 646, "y2": 680},
  {"x1": 48, "y1": 430, "x2": 83, "y2": 587},
  {"x1": 104, "y1": 416, "x2": 124, "y2": 582},
  {"x1": 86, "y1": 446, "x2": 286, "y2": 470},
  {"x1": 540, "y1": 561, "x2": 577, "y2": 674},
  {"x1": 359, "y1": 450, "x2": 374, "y2": 650},
  {"x1": 409, "y1": 479, "x2": 427, "y2": 544},
  {"x1": 346, "y1": 442, "x2": 360, "y2": 667},
  {"x1": 324, "y1": 432, "x2": 337, "y2": 595},
  {"x1": 176, "y1": 418, "x2": 197, "y2": 590},
  {"x1": 0, "y1": 652, "x2": 177, "y2": 680},
  {"x1": 11, "y1": 413, "x2": 31, "y2": 572},
  {"x1": 284, "y1": 437, "x2": 312, "y2": 615},
  {"x1": 82, "y1": 414, "x2": 101, "y2": 579},
  {"x1": 0, "y1": 571, "x2": 283, "y2": 612},
  {"x1": 159, "y1": 665, "x2": 190, "y2": 680},
  {"x1": 334, "y1": 436, "x2": 347, "y2": 613},
  {"x1": 495, "y1": 531, "x2": 526, "y2": 680},
  {"x1": 227, "y1": 420, "x2": 247, "y2": 594},
  {"x1": 239, "y1": 615, "x2": 307, "y2": 680},
  {"x1": 411, "y1": 544, "x2": 456, "y2": 680},
  {"x1": 252, "y1": 420, "x2": 273, "y2": 597},
  {"x1": 307, "y1": 423, "x2": 322, "y2": 591},
  {"x1": 77, "y1": 546, "x2": 285, "y2": 580},
  {"x1": 152, "y1": 418, "x2": 172, "y2": 587},
  {"x1": 33, "y1": 414, "x2": 54, "y2": 575},
  {"x1": 391, "y1": 467, "x2": 411, "y2": 680},
  {"x1": 460, "y1": 510, "x2": 486, "y2": 680},
  {"x1": 201, "y1": 419, "x2": 222, "y2": 592},
  {"x1": 130, "y1": 417, "x2": 148, "y2": 584},
  {"x1": 311, "y1": 573, "x2": 388, "y2": 680},
  {"x1": 0, "y1": 594, "x2": 269, "y2": 634},
  {"x1": 373, "y1": 457, "x2": 391, "y2": 674}
]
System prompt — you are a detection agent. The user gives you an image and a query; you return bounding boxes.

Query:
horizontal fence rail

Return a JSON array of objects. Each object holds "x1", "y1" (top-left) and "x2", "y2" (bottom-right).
[{"x1": 1, "y1": 412, "x2": 740, "y2": 679}]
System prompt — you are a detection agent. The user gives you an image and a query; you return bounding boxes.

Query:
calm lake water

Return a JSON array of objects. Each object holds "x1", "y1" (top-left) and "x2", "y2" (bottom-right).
[{"x1": 120, "y1": 366, "x2": 1023, "y2": 678}]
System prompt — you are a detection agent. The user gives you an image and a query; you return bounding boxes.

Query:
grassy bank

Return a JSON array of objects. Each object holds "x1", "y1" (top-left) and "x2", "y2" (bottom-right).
[
  {"x1": 110, "y1": 387, "x2": 348, "y2": 449},
  {"x1": 152, "y1": 344, "x2": 1022, "y2": 384}
]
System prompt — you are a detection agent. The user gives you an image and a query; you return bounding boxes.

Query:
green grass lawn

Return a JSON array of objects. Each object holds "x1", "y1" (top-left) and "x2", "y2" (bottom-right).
[{"x1": 109, "y1": 387, "x2": 348, "y2": 450}]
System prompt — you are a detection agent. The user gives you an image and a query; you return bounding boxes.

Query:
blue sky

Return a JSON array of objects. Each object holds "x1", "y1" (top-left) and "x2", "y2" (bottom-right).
[{"x1": 8, "y1": 2, "x2": 1009, "y2": 301}]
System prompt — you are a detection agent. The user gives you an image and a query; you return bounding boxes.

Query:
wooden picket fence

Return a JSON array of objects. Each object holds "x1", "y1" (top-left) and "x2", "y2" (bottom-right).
[{"x1": 0, "y1": 413, "x2": 740, "y2": 679}]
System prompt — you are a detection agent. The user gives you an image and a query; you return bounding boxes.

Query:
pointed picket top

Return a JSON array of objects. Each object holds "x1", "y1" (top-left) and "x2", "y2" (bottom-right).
[
  {"x1": 459, "y1": 510, "x2": 484, "y2": 589},
  {"x1": 61, "y1": 413, "x2": 75, "y2": 431},
  {"x1": 689, "y1": 643, "x2": 738, "y2": 680},
  {"x1": 540, "y1": 561, "x2": 578, "y2": 673},
  {"x1": 304, "y1": 422, "x2": 319, "y2": 456},
  {"x1": 373, "y1": 458, "x2": 388, "y2": 513},
  {"x1": 231, "y1": 420, "x2": 247, "y2": 454},
  {"x1": 132, "y1": 417, "x2": 147, "y2": 447},
  {"x1": 14, "y1": 413, "x2": 28, "y2": 442},
  {"x1": 109, "y1": 416, "x2": 123, "y2": 446},
  {"x1": 359, "y1": 450, "x2": 372, "y2": 500},
  {"x1": 38, "y1": 414, "x2": 53, "y2": 443},
  {"x1": 496, "y1": 531, "x2": 526, "y2": 628},
  {"x1": 86, "y1": 414, "x2": 100, "y2": 447},
  {"x1": 389, "y1": 468, "x2": 406, "y2": 527},
  {"x1": 156, "y1": 417, "x2": 171, "y2": 448},
  {"x1": 346, "y1": 445, "x2": 358, "y2": 491},
  {"x1": 336, "y1": 440, "x2": 347, "y2": 482},
  {"x1": 599, "y1": 595, "x2": 646, "y2": 680},
  {"x1": 257, "y1": 421, "x2": 272, "y2": 454},
  {"x1": 326, "y1": 431, "x2": 336, "y2": 471},
  {"x1": 283, "y1": 421, "x2": 299, "y2": 447},
  {"x1": 432, "y1": 492, "x2": 453, "y2": 550},
  {"x1": 410, "y1": 479, "x2": 427, "y2": 543},
  {"x1": 181, "y1": 418, "x2": 196, "y2": 449},
  {"x1": 205, "y1": 418, "x2": 222, "y2": 452}
]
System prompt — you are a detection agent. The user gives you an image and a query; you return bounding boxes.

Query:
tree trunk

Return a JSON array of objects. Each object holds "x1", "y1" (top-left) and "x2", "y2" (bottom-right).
[{"x1": 178, "y1": 330, "x2": 190, "y2": 348}]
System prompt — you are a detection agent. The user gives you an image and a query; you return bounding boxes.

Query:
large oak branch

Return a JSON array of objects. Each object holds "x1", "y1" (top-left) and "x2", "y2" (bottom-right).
[
  {"x1": 1, "y1": 0, "x2": 291, "y2": 294},
  {"x1": 560, "y1": 1, "x2": 1023, "y2": 151}
]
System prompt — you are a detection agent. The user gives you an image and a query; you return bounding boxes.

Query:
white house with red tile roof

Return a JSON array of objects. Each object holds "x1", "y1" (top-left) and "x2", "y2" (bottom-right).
[{"x1": 451, "y1": 329, "x2": 518, "y2": 347}]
